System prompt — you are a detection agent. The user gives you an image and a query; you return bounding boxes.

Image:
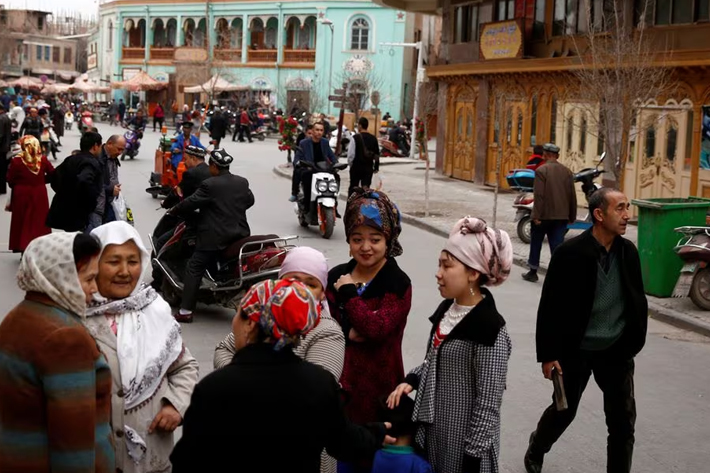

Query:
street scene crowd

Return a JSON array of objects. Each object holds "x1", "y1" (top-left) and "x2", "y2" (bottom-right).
[{"x1": 0, "y1": 83, "x2": 656, "y2": 473}]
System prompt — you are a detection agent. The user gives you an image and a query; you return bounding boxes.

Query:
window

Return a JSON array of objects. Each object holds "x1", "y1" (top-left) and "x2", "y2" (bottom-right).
[
  {"x1": 108, "y1": 21, "x2": 114, "y2": 50},
  {"x1": 454, "y1": 5, "x2": 480, "y2": 43},
  {"x1": 37, "y1": 15, "x2": 44, "y2": 30},
  {"x1": 23, "y1": 44, "x2": 28, "y2": 60},
  {"x1": 645, "y1": 123, "x2": 656, "y2": 158},
  {"x1": 44, "y1": 46, "x2": 50, "y2": 61},
  {"x1": 685, "y1": 111, "x2": 693, "y2": 170},
  {"x1": 635, "y1": 0, "x2": 707, "y2": 25},
  {"x1": 597, "y1": 112, "x2": 606, "y2": 156},
  {"x1": 666, "y1": 121, "x2": 678, "y2": 162},
  {"x1": 36, "y1": 45, "x2": 41, "y2": 60},
  {"x1": 53, "y1": 46, "x2": 60, "y2": 63},
  {"x1": 497, "y1": 0, "x2": 515, "y2": 20},
  {"x1": 553, "y1": 0, "x2": 616, "y2": 35},
  {"x1": 350, "y1": 18, "x2": 370, "y2": 50},
  {"x1": 566, "y1": 115, "x2": 574, "y2": 151},
  {"x1": 0, "y1": 10, "x2": 6, "y2": 25},
  {"x1": 531, "y1": 95, "x2": 538, "y2": 143},
  {"x1": 580, "y1": 114, "x2": 587, "y2": 153},
  {"x1": 533, "y1": 0, "x2": 546, "y2": 39},
  {"x1": 550, "y1": 96, "x2": 558, "y2": 143},
  {"x1": 64, "y1": 47, "x2": 72, "y2": 64}
]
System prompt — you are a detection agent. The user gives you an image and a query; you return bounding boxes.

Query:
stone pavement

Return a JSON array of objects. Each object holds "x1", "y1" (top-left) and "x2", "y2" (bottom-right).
[{"x1": 274, "y1": 155, "x2": 710, "y2": 337}]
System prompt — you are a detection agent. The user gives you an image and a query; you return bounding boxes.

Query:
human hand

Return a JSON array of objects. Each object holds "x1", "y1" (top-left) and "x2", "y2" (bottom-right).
[
  {"x1": 334, "y1": 274, "x2": 355, "y2": 291},
  {"x1": 113, "y1": 184, "x2": 121, "y2": 196},
  {"x1": 176, "y1": 186, "x2": 183, "y2": 198},
  {"x1": 542, "y1": 361, "x2": 563, "y2": 380},
  {"x1": 348, "y1": 328, "x2": 366, "y2": 343},
  {"x1": 533, "y1": 219, "x2": 541, "y2": 225},
  {"x1": 382, "y1": 422, "x2": 397, "y2": 446},
  {"x1": 149, "y1": 403, "x2": 182, "y2": 433},
  {"x1": 387, "y1": 383, "x2": 413, "y2": 409}
]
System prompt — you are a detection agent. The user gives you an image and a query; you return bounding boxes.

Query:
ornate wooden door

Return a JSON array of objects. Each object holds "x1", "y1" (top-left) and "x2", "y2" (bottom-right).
[
  {"x1": 488, "y1": 100, "x2": 527, "y2": 187},
  {"x1": 636, "y1": 110, "x2": 687, "y2": 200},
  {"x1": 445, "y1": 86, "x2": 476, "y2": 181}
]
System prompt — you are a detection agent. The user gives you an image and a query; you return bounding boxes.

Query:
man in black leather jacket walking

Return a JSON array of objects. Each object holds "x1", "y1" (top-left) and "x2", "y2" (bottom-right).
[{"x1": 170, "y1": 149, "x2": 254, "y2": 323}]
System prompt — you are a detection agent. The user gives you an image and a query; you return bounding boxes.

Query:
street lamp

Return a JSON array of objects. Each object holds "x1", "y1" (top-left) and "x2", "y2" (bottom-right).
[
  {"x1": 318, "y1": 18, "x2": 334, "y2": 115},
  {"x1": 380, "y1": 41, "x2": 423, "y2": 160}
]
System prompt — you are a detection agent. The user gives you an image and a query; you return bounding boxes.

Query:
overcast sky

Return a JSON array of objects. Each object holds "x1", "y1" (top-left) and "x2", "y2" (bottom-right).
[{"x1": 5, "y1": 0, "x2": 99, "y2": 19}]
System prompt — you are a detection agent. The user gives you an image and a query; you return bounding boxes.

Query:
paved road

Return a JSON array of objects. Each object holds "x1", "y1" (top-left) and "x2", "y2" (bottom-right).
[{"x1": 0, "y1": 125, "x2": 708, "y2": 472}]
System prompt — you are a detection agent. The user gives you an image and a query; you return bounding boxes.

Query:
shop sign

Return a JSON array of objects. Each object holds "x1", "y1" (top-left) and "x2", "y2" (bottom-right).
[{"x1": 479, "y1": 20, "x2": 523, "y2": 60}]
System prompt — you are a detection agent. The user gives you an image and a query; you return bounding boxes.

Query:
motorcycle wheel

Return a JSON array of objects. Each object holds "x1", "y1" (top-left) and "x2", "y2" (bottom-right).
[
  {"x1": 517, "y1": 216, "x2": 532, "y2": 244},
  {"x1": 120, "y1": 151, "x2": 126, "y2": 161},
  {"x1": 160, "y1": 279, "x2": 182, "y2": 307},
  {"x1": 320, "y1": 207, "x2": 335, "y2": 239},
  {"x1": 258, "y1": 134, "x2": 265, "y2": 142},
  {"x1": 298, "y1": 210, "x2": 309, "y2": 227},
  {"x1": 690, "y1": 268, "x2": 710, "y2": 310}
]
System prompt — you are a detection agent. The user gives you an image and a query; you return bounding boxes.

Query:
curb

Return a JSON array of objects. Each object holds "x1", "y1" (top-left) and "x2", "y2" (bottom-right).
[{"x1": 273, "y1": 165, "x2": 708, "y2": 337}]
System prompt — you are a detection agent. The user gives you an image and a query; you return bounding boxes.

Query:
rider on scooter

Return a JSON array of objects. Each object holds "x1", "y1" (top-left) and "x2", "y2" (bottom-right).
[
  {"x1": 290, "y1": 121, "x2": 338, "y2": 203},
  {"x1": 127, "y1": 109, "x2": 148, "y2": 139},
  {"x1": 171, "y1": 121, "x2": 206, "y2": 170},
  {"x1": 388, "y1": 122, "x2": 410, "y2": 156},
  {"x1": 169, "y1": 149, "x2": 254, "y2": 323}
]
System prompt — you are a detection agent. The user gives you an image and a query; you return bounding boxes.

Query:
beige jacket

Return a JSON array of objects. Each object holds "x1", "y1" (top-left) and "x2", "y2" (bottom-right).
[
  {"x1": 84, "y1": 317, "x2": 200, "y2": 473},
  {"x1": 532, "y1": 160, "x2": 578, "y2": 222}
]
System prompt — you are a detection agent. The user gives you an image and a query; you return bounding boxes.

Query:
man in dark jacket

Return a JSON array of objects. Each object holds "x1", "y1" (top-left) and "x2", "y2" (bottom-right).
[
  {"x1": 117, "y1": 99, "x2": 126, "y2": 124},
  {"x1": 19, "y1": 107, "x2": 43, "y2": 141},
  {"x1": 347, "y1": 117, "x2": 380, "y2": 197},
  {"x1": 523, "y1": 143, "x2": 577, "y2": 283},
  {"x1": 0, "y1": 105, "x2": 12, "y2": 194},
  {"x1": 207, "y1": 110, "x2": 228, "y2": 148},
  {"x1": 47, "y1": 131, "x2": 103, "y2": 232},
  {"x1": 524, "y1": 188, "x2": 647, "y2": 473},
  {"x1": 290, "y1": 121, "x2": 338, "y2": 203},
  {"x1": 170, "y1": 149, "x2": 254, "y2": 323},
  {"x1": 97, "y1": 135, "x2": 125, "y2": 224}
]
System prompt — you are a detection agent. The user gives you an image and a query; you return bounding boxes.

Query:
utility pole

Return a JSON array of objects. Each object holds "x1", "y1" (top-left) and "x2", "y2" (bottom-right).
[{"x1": 380, "y1": 41, "x2": 423, "y2": 160}]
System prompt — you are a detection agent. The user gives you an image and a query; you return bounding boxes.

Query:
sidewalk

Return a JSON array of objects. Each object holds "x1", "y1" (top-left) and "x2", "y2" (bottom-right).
[{"x1": 274, "y1": 157, "x2": 710, "y2": 337}]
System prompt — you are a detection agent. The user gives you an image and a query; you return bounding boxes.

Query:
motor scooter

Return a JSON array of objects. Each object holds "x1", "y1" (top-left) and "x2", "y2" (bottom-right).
[
  {"x1": 79, "y1": 111, "x2": 94, "y2": 135},
  {"x1": 149, "y1": 211, "x2": 298, "y2": 308},
  {"x1": 295, "y1": 160, "x2": 348, "y2": 239},
  {"x1": 508, "y1": 152, "x2": 607, "y2": 243},
  {"x1": 329, "y1": 127, "x2": 352, "y2": 157},
  {"x1": 121, "y1": 124, "x2": 143, "y2": 160},
  {"x1": 672, "y1": 226, "x2": 710, "y2": 310}
]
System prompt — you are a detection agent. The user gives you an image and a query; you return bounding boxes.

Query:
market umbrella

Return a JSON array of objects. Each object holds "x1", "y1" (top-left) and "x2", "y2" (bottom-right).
[
  {"x1": 111, "y1": 71, "x2": 167, "y2": 92},
  {"x1": 184, "y1": 75, "x2": 246, "y2": 94},
  {"x1": 0, "y1": 79, "x2": 8, "y2": 88},
  {"x1": 43, "y1": 83, "x2": 72, "y2": 94},
  {"x1": 70, "y1": 79, "x2": 109, "y2": 94},
  {"x1": 11, "y1": 76, "x2": 43, "y2": 90}
]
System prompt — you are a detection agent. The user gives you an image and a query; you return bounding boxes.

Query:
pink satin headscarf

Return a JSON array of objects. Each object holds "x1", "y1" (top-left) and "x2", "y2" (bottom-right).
[
  {"x1": 443, "y1": 216, "x2": 513, "y2": 286},
  {"x1": 278, "y1": 246, "x2": 329, "y2": 291}
]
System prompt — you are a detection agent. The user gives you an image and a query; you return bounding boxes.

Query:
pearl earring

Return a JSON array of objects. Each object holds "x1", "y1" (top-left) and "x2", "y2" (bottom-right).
[{"x1": 469, "y1": 284, "x2": 476, "y2": 296}]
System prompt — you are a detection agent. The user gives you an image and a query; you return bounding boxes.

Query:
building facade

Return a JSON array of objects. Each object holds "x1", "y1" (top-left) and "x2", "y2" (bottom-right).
[
  {"x1": 377, "y1": 0, "x2": 710, "y2": 208},
  {"x1": 95, "y1": 0, "x2": 412, "y2": 117}
]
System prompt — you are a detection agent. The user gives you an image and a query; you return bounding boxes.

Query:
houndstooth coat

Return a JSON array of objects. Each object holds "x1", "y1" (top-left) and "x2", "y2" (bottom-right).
[{"x1": 405, "y1": 289, "x2": 511, "y2": 473}]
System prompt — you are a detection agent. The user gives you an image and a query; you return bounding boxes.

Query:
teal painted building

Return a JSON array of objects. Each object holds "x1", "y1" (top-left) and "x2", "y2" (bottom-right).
[{"x1": 96, "y1": 0, "x2": 412, "y2": 117}]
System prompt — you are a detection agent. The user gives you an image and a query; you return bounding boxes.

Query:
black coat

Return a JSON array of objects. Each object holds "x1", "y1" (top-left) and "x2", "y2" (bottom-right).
[
  {"x1": 172, "y1": 169, "x2": 254, "y2": 250},
  {"x1": 170, "y1": 343, "x2": 385, "y2": 473},
  {"x1": 208, "y1": 114, "x2": 228, "y2": 139},
  {"x1": 0, "y1": 113, "x2": 11, "y2": 153},
  {"x1": 162, "y1": 161, "x2": 211, "y2": 209},
  {"x1": 536, "y1": 229, "x2": 648, "y2": 363},
  {"x1": 46, "y1": 152, "x2": 102, "y2": 232}
]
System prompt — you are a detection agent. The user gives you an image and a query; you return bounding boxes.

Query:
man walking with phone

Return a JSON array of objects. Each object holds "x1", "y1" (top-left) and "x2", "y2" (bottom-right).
[{"x1": 524, "y1": 188, "x2": 648, "y2": 473}]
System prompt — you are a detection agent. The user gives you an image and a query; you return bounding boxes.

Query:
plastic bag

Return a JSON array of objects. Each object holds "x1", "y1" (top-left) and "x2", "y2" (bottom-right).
[
  {"x1": 374, "y1": 172, "x2": 385, "y2": 191},
  {"x1": 112, "y1": 193, "x2": 135, "y2": 226}
]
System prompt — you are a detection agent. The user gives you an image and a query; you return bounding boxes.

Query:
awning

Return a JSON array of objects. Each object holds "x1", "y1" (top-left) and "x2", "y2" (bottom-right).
[{"x1": 184, "y1": 74, "x2": 247, "y2": 94}]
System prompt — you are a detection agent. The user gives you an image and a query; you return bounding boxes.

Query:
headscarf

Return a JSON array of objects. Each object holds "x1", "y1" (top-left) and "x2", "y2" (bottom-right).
[
  {"x1": 86, "y1": 222, "x2": 183, "y2": 412},
  {"x1": 17, "y1": 232, "x2": 88, "y2": 316},
  {"x1": 239, "y1": 279, "x2": 321, "y2": 351},
  {"x1": 443, "y1": 216, "x2": 513, "y2": 287},
  {"x1": 18, "y1": 135, "x2": 42, "y2": 174},
  {"x1": 344, "y1": 188, "x2": 403, "y2": 257},
  {"x1": 278, "y1": 247, "x2": 328, "y2": 291}
]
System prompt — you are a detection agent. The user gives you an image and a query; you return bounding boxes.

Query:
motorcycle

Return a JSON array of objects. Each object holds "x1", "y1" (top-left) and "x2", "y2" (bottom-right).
[
  {"x1": 121, "y1": 124, "x2": 143, "y2": 160},
  {"x1": 380, "y1": 137, "x2": 407, "y2": 158},
  {"x1": 672, "y1": 226, "x2": 710, "y2": 310},
  {"x1": 79, "y1": 111, "x2": 94, "y2": 135},
  {"x1": 295, "y1": 159, "x2": 348, "y2": 239},
  {"x1": 149, "y1": 212, "x2": 298, "y2": 308},
  {"x1": 508, "y1": 152, "x2": 606, "y2": 244}
]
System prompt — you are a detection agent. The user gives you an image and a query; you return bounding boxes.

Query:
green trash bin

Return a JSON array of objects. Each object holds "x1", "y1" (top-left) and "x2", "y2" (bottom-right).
[{"x1": 631, "y1": 197, "x2": 710, "y2": 297}]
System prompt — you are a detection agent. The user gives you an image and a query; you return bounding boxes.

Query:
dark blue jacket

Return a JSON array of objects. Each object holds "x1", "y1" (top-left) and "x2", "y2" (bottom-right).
[{"x1": 294, "y1": 138, "x2": 337, "y2": 166}]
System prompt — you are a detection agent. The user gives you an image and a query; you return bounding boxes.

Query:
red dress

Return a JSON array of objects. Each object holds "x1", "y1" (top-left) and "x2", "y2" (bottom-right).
[{"x1": 7, "y1": 155, "x2": 54, "y2": 252}]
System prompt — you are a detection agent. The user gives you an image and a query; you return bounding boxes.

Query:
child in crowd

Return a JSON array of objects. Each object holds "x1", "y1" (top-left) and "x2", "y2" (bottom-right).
[{"x1": 372, "y1": 396, "x2": 432, "y2": 473}]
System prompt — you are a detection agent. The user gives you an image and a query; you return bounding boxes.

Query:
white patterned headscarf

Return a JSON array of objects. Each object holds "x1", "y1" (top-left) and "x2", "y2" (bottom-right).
[
  {"x1": 17, "y1": 232, "x2": 88, "y2": 316},
  {"x1": 86, "y1": 222, "x2": 183, "y2": 413}
]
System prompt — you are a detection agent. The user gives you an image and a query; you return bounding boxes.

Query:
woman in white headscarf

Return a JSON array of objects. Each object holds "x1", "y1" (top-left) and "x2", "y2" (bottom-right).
[{"x1": 83, "y1": 221, "x2": 199, "y2": 473}]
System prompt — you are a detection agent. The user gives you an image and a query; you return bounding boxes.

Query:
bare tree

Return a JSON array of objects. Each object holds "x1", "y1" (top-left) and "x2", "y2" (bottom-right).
[
  {"x1": 335, "y1": 70, "x2": 386, "y2": 122},
  {"x1": 276, "y1": 74, "x2": 328, "y2": 117},
  {"x1": 414, "y1": 81, "x2": 438, "y2": 217},
  {"x1": 565, "y1": 0, "x2": 674, "y2": 186}
]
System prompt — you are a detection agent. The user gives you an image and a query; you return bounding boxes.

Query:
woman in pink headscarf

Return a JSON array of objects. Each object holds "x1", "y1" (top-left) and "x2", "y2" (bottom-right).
[{"x1": 387, "y1": 216, "x2": 513, "y2": 473}]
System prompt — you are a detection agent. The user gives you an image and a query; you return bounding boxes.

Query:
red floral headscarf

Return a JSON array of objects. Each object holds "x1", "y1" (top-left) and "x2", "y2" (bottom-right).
[
  {"x1": 18, "y1": 135, "x2": 42, "y2": 175},
  {"x1": 239, "y1": 279, "x2": 321, "y2": 350}
]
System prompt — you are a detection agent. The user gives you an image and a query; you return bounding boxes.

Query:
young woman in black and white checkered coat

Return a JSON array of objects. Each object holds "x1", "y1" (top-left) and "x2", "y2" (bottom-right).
[{"x1": 388, "y1": 216, "x2": 514, "y2": 473}]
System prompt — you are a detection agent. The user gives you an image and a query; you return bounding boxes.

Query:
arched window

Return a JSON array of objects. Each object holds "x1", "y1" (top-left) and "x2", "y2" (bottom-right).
[
  {"x1": 108, "y1": 21, "x2": 113, "y2": 50},
  {"x1": 350, "y1": 18, "x2": 369, "y2": 50}
]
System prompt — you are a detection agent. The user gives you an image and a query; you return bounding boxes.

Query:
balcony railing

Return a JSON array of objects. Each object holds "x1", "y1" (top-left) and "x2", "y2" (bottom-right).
[
  {"x1": 283, "y1": 49, "x2": 316, "y2": 63},
  {"x1": 247, "y1": 49, "x2": 277, "y2": 63},
  {"x1": 150, "y1": 47, "x2": 175, "y2": 61},
  {"x1": 214, "y1": 49, "x2": 242, "y2": 61},
  {"x1": 122, "y1": 47, "x2": 145, "y2": 60}
]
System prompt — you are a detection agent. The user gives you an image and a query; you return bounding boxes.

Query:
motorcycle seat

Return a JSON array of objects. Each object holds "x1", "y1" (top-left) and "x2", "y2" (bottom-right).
[{"x1": 223, "y1": 234, "x2": 280, "y2": 259}]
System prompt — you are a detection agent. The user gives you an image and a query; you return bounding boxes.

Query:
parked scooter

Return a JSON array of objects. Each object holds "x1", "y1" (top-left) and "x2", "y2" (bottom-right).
[
  {"x1": 672, "y1": 226, "x2": 710, "y2": 310},
  {"x1": 149, "y1": 211, "x2": 298, "y2": 308},
  {"x1": 508, "y1": 152, "x2": 607, "y2": 243},
  {"x1": 295, "y1": 159, "x2": 348, "y2": 239},
  {"x1": 121, "y1": 124, "x2": 143, "y2": 160}
]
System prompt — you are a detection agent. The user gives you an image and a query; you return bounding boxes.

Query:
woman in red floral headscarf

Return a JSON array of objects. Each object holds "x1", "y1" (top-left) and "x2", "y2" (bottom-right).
[{"x1": 7, "y1": 135, "x2": 54, "y2": 253}]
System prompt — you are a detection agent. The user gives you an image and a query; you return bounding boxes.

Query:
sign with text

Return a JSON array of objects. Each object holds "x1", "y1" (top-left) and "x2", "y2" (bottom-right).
[
  {"x1": 87, "y1": 53, "x2": 97, "y2": 71},
  {"x1": 479, "y1": 20, "x2": 523, "y2": 60}
]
